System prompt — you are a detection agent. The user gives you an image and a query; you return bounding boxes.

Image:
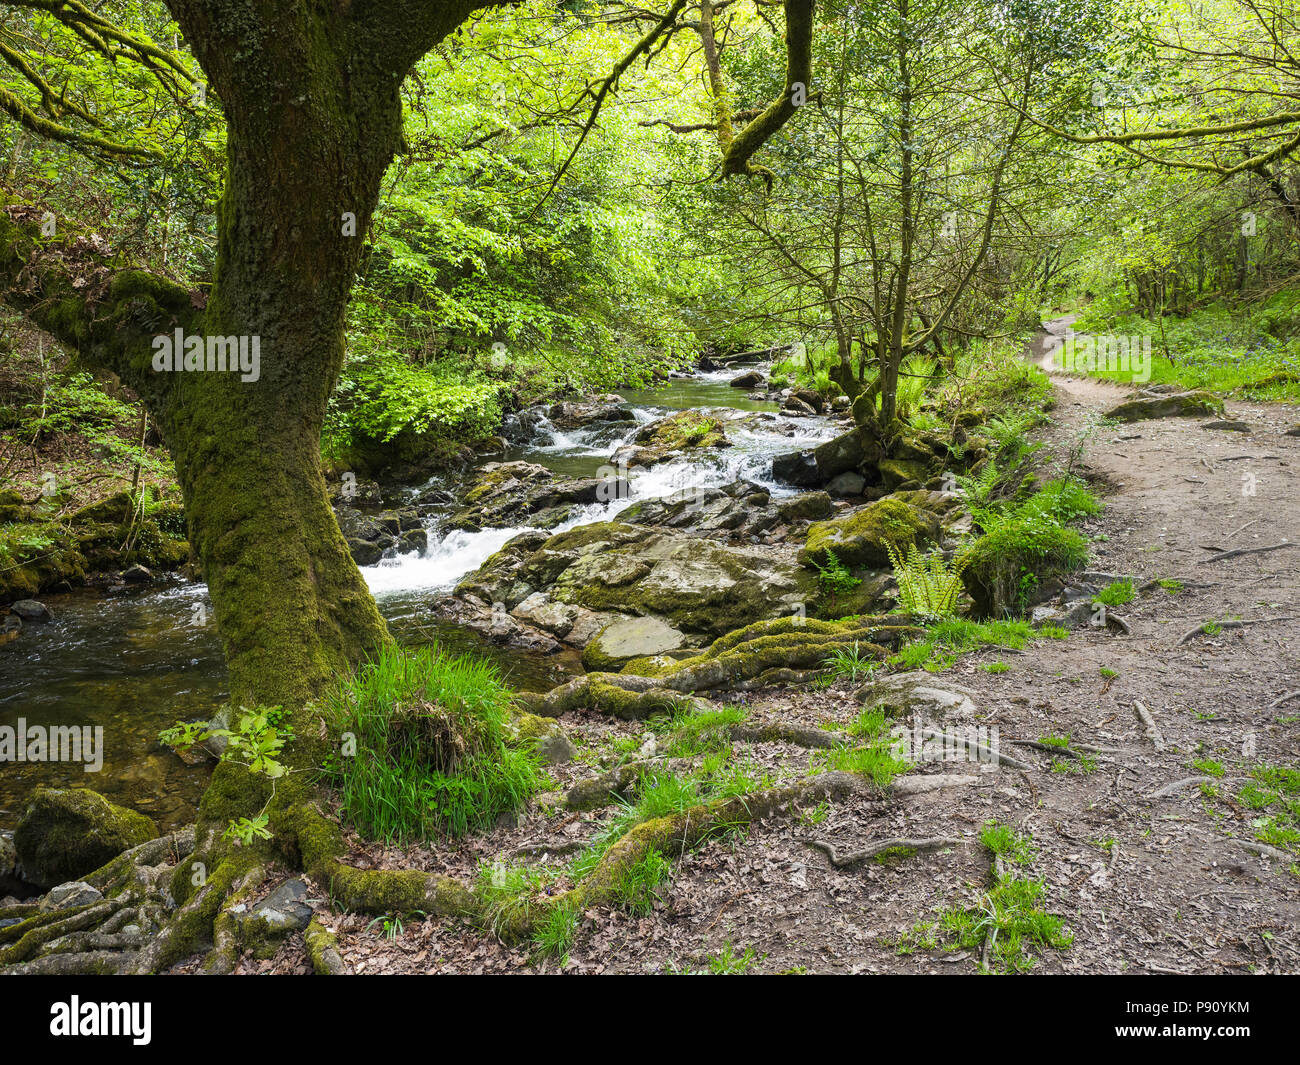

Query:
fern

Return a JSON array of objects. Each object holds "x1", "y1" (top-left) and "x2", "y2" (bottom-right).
[{"x1": 886, "y1": 542, "x2": 968, "y2": 619}]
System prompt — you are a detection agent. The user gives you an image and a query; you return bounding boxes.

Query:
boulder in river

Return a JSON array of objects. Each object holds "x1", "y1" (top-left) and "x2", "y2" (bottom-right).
[
  {"x1": 771, "y1": 428, "x2": 879, "y2": 488},
  {"x1": 9, "y1": 599, "x2": 51, "y2": 621},
  {"x1": 611, "y1": 409, "x2": 744, "y2": 468},
  {"x1": 15, "y1": 788, "x2": 158, "y2": 890},
  {"x1": 445, "y1": 461, "x2": 612, "y2": 532},
  {"x1": 729, "y1": 370, "x2": 765, "y2": 388},
  {"x1": 547, "y1": 396, "x2": 637, "y2": 430},
  {"x1": 453, "y1": 520, "x2": 815, "y2": 644}
]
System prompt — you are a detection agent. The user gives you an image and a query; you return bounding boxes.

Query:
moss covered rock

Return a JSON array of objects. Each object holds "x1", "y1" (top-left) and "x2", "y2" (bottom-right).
[
  {"x1": 612, "y1": 409, "x2": 742, "y2": 468},
  {"x1": 14, "y1": 788, "x2": 158, "y2": 889},
  {"x1": 1104, "y1": 390, "x2": 1222, "y2": 423},
  {"x1": 454, "y1": 521, "x2": 815, "y2": 642},
  {"x1": 446, "y1": 461, "x2": 606, "y2": 531},
  {"x1": 800, "y1": 495, "x2": 943, "y2": 569}
]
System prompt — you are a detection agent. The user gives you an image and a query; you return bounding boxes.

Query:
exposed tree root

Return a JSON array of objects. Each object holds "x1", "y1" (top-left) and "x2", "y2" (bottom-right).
[
  {"x1": 808, "y1": 836, "x2": 965, "y2": 868},
  {"x1": 489, "y1": 770, "x2": 869, "y2": 941},
  {"x1": 1178, "y1": 615, "x2": 1300, "y2": 644},
  {"x1": 1133, "y1": 700, "x2": 1165, "y2": 751},
  {"x1": 1195, "y1": 541, "x2": 1296, "y2": 565},
  {"x1": 305, "y1": 915, "x2": 347, "y2": 975},
  {"x1": 516, "y1": 616, "x2": 920, "y2": 720}
]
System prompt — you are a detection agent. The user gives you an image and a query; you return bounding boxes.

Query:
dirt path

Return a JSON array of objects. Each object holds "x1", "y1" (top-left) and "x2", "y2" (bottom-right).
[{"x1": 250, "y1": 340, "x2": 1300, "y2": 975}]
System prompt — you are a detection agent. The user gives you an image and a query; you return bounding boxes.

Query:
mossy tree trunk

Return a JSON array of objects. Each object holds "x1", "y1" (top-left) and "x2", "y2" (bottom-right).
[{"x1": 4, "y1": 2, "x2": 493, "y2": 707}]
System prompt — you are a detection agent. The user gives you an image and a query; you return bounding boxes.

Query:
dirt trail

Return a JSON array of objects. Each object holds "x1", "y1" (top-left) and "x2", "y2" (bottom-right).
[{"x1": 252, "y1": 332, "x2": 1300, "y2": 975}]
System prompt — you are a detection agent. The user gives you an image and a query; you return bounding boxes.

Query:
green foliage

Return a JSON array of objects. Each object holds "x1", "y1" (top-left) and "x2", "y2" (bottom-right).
[
  {"x1": 933, "y1": 823, "x2": 1072, "y2": 972},
  {"x1": 889, "y1": 617, "x2": 1038, "y2": 672},
  {"x1": 812, "y1": 547, "x2": 861, "y2": 603},
  {"x1": 321, "y1": 646, "x2": 545, "y2": 841},
  {"x1": 822, "y1": 641, "x2": 876, "y2": 683},
  {"x1": 965, "y1": 477, "x2": 1099, "y2": 614},
  {"x1": 664, "y1": 705, "x2": 747, "y2": 757},
  {"x1": 885, "y1": 541, "x2": 968, "y2": 619},
  {"x1": 609, "y1": 849, "x2": 673, "y2": 915},
  {"x1": 1094, "y1": 579, "x2": 1136, "y2": 606},
  {"x1": 326, "y1": 350, "x2": 503, "y2": 454},
  {"x1": 814, "y1": 734, "x2": 912, "y2": 791}
]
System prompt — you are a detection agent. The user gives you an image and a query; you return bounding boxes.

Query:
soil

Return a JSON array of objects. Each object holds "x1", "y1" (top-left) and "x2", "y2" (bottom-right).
[{"x1": 238, "y1": 327, "x2": 1300, "y2": 975}]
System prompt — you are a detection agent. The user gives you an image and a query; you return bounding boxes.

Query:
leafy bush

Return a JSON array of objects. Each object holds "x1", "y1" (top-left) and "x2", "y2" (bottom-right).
[{"x1": 963, "y1": 478, "x2": 1099, "y2": 616}]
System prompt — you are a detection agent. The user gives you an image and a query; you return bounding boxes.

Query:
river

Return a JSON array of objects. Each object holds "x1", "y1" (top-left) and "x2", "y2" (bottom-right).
[{"x1": 0, "y1": 372, "x2": 838, "y2": 832}]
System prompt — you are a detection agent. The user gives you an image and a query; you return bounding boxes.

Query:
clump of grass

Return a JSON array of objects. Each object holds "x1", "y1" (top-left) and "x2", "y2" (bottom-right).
[
  {"x1": 979, "y1": 819, "x2": 1035, "y2": 864},
  {"x1": 1191, "y1": 757, "x2": 1225, "y2": 778},
  {"x1": 890, "y1": 617, "x2": 1035, "y2": 672},
  {"x1": 980, "y1": 660, "x2": 1010, "y2": 674},
  {"x1": 823, "y1": 640, "x2": 876, "y2": 682},
  {"x1": 609, "y1": 850, "x2": 674, "y2": 915},
  {"x1": 964, "y1": 477, "x2": 1099, "y2": 613},
  {"x1": 530, "y1": 900, "x2": 580, "y2": 963},
  {"x1": 668, "y1": 941, "x2": 764, "y2": 974},
  {"x1": 322, "y1": 645, "x2": 545, "y2": 841},
  {"x1": 664, "y1": 704, "x2": 747, "y2": 756},
  {"x1": 1094, "y1": 579, "x2": 1136, "y2": 606},
  {"x1": 1157, "y1": 578, "x2": 1183, "y2": 594},
  {"x1": 815, "y1": 735, "x2": 912, "y2": 790},
  {"x1": 933, "y1": 822, "x2": 1072, "y2": 972}
]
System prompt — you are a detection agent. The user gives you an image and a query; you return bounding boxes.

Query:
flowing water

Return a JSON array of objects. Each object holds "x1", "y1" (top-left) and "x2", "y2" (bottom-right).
[{"x1": 0, "y1": 373, "x2": 838, "y2": 832}]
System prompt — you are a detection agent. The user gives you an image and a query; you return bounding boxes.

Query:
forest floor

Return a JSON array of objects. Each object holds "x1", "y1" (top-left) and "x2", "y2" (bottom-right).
[{"x1": 243, "y1": 345, "x2": 1300, "y2": 975}]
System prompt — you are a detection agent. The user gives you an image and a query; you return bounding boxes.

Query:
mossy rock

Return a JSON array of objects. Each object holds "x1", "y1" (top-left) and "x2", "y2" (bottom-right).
[
  {"x1": 1104, "y1": 390, "x2": 1223, "y2": 423},
  {"x1": 878, "y1": 458, "x2": 930, "y2": 491},
  {"x1": 613, "y1": 409, "x2": 736, "y2": 468},
  {"x1": 800, "y1": 496, "x2": 941, "y2": 569},
  {"x1": 0, "y1": 489, "x2": 31, "y2": 524},
  {"x1": 14, "y1": 788, "x2": 158, "y2": 889},
  {"x1": 69, "y1": 492, "x2": 135, "y2": 526},
  {"x1": 0, "y1": 522, "x2": 87, "y2": 601}
]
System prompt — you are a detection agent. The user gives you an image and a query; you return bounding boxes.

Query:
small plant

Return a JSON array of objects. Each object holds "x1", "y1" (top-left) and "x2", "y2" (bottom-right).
[
  {"x1": 1157, "y1": 578, "x2": 1183, "y2": 594},
  {"x1": 980, "y1": 660, "x2": 1010, "y2": 674},
  {"x1": 823, "y1": 641, "x2": 875, "y2": 682},
  {"x1": 609, "y1": 849, "x2": 673, "y2": 915},
  {"x1": 160, "y1": 707, "x2": 292, "y2": 844},
  {"x1": 886, "y1": 541, "x2": 969, "y2": 619},
  {"x1": 812, "y1": 547, "x2": 861, "y2": 604},
  {"x1": 1094, "y1": 579, "x2": 1136, "y2": 607}
]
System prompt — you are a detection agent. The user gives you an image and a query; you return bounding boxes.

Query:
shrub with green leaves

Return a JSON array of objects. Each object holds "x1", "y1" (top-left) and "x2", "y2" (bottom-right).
[
  {"x1": 321, "y1": 645, "x2": 544, "y2": 841},
  {"x1": 963, "y1": 478, "x2": 1098, "y2": 616}
]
